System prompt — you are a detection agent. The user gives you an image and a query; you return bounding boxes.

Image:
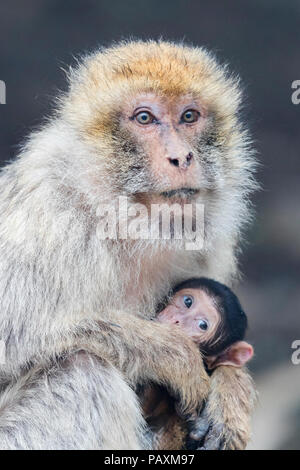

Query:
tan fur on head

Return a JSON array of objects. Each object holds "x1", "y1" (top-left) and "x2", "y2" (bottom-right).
[{"x1": 63, "y1": 41, "x2": 242, "y2": 135}]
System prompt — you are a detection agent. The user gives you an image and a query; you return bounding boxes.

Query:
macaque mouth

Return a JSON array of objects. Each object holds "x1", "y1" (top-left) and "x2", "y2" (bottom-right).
[{"x1": 160, "y1": 188, "x2": 200, "y2": 199}]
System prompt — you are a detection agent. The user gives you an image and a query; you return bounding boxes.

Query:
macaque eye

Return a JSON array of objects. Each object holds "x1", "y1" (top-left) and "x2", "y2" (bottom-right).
[
  {"x1": 135, "y1": 111, "x2": 155, "y2": 125},
  {"x1": 181, "y1": 109, "x2": 199, "y2": 123},
  {"x1": 198, "y1": 319, "x2": 208, "y2": 331},
  {"x1": 183, "y1": 295, "x2": 193, "y2": 308}
]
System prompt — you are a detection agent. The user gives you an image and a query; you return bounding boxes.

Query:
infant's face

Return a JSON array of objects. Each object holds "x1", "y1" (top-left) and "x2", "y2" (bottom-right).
[{"x1": 157, "y1": 288, "x2": 220, "y2": 344}]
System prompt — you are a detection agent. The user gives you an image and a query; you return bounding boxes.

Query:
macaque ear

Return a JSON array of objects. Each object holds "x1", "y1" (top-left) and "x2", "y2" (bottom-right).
[{"x1": 207, "y1": 341, "x2": 254, "y2": 369}]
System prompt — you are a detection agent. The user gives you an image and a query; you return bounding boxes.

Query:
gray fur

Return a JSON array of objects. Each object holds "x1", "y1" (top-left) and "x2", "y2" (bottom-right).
[{"x1": 0, "y1": 41, "x2": 257, "y2": 449}]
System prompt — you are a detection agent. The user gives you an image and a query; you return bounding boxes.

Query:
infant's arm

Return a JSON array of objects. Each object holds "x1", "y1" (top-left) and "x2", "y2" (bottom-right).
[{"x1": 190, "y1": 366, "x2": 257, "y2": 450}]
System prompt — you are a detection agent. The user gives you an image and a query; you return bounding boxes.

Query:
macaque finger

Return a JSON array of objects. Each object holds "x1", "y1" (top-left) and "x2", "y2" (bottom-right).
[
  {"x1": 188, "y1": 409, "x2": 210, "y2": 441},
  {"x1": 197, "y1": 423, "x2": 225, "y2": 450}
]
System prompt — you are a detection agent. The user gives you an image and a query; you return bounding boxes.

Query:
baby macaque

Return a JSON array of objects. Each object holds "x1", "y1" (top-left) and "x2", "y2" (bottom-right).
[{"x1": 142, "y1": 278, "x2": 254, "y2": 450}]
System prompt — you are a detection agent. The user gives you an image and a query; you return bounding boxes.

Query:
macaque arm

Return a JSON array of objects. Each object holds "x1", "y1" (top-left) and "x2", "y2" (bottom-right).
[
  {"x1": 190, "y1": 366, "x2": 257, "y2": 450},
  {"x1": 62, "y1": 313, "x2": 210, "y2": 417}
]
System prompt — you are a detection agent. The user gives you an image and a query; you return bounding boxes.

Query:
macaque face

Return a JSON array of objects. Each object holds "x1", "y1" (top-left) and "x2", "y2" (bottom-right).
[
  {"x1": 118, "y1": 92, "x2": 209, "y2": 202},
  {"x1": 157, "y1": 287, "x2": 254, "y2": 369},
  {"x1": 157, "y1": 288, "x2": 220, "y2": 344}
]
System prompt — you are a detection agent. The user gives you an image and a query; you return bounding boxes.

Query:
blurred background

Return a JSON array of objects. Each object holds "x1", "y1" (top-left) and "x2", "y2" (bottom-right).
[{"x1": 0, "y1": 0, "x2": 299, "y2": 449}]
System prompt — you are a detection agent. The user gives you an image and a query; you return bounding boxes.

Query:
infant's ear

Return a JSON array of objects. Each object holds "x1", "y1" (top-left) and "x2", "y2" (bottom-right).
[{"x1": 207, "y1": 341, "x2": 254, "y2": 369}]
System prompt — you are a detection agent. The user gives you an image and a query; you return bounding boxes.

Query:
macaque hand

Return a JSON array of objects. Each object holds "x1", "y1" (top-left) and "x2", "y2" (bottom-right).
[
  {"x1": 188, "y1": 366, "x2": 257, "y2": 450},
  {"x1": 188, "y1": 406, "x2": 233, "y2": 450},
  {"x1": 148, "y1": 324, "x2": 211, "y2": 417}
]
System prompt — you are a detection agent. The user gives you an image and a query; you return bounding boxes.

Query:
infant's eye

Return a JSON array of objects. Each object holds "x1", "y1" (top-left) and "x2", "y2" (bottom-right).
[
  {"x1": 135, "y1": 111, "x2": 155, "y2": 125},
  {"x1": 181, "y1": 109, "x2": 199, "y2": 123},
  {"x1": 183, "y1": 295, "x2": 193, "y2": 308},
  {"x1": 198, "y1": 319, "x2": 208, "y2": 331}
]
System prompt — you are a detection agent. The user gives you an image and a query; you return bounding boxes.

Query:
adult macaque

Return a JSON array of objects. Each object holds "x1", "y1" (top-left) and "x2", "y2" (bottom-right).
[
  {"x1": 142, "y1": 277, "x2": 254, "y2": 450},
  {"x1": 0, "y1": 41, "x2": 257, "y2": 449}
]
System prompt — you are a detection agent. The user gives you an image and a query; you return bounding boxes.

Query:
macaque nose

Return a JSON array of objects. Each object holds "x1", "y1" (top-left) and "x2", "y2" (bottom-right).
[{"x1": 168, "y1": 152, "x2": 193, "y2": 170}]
